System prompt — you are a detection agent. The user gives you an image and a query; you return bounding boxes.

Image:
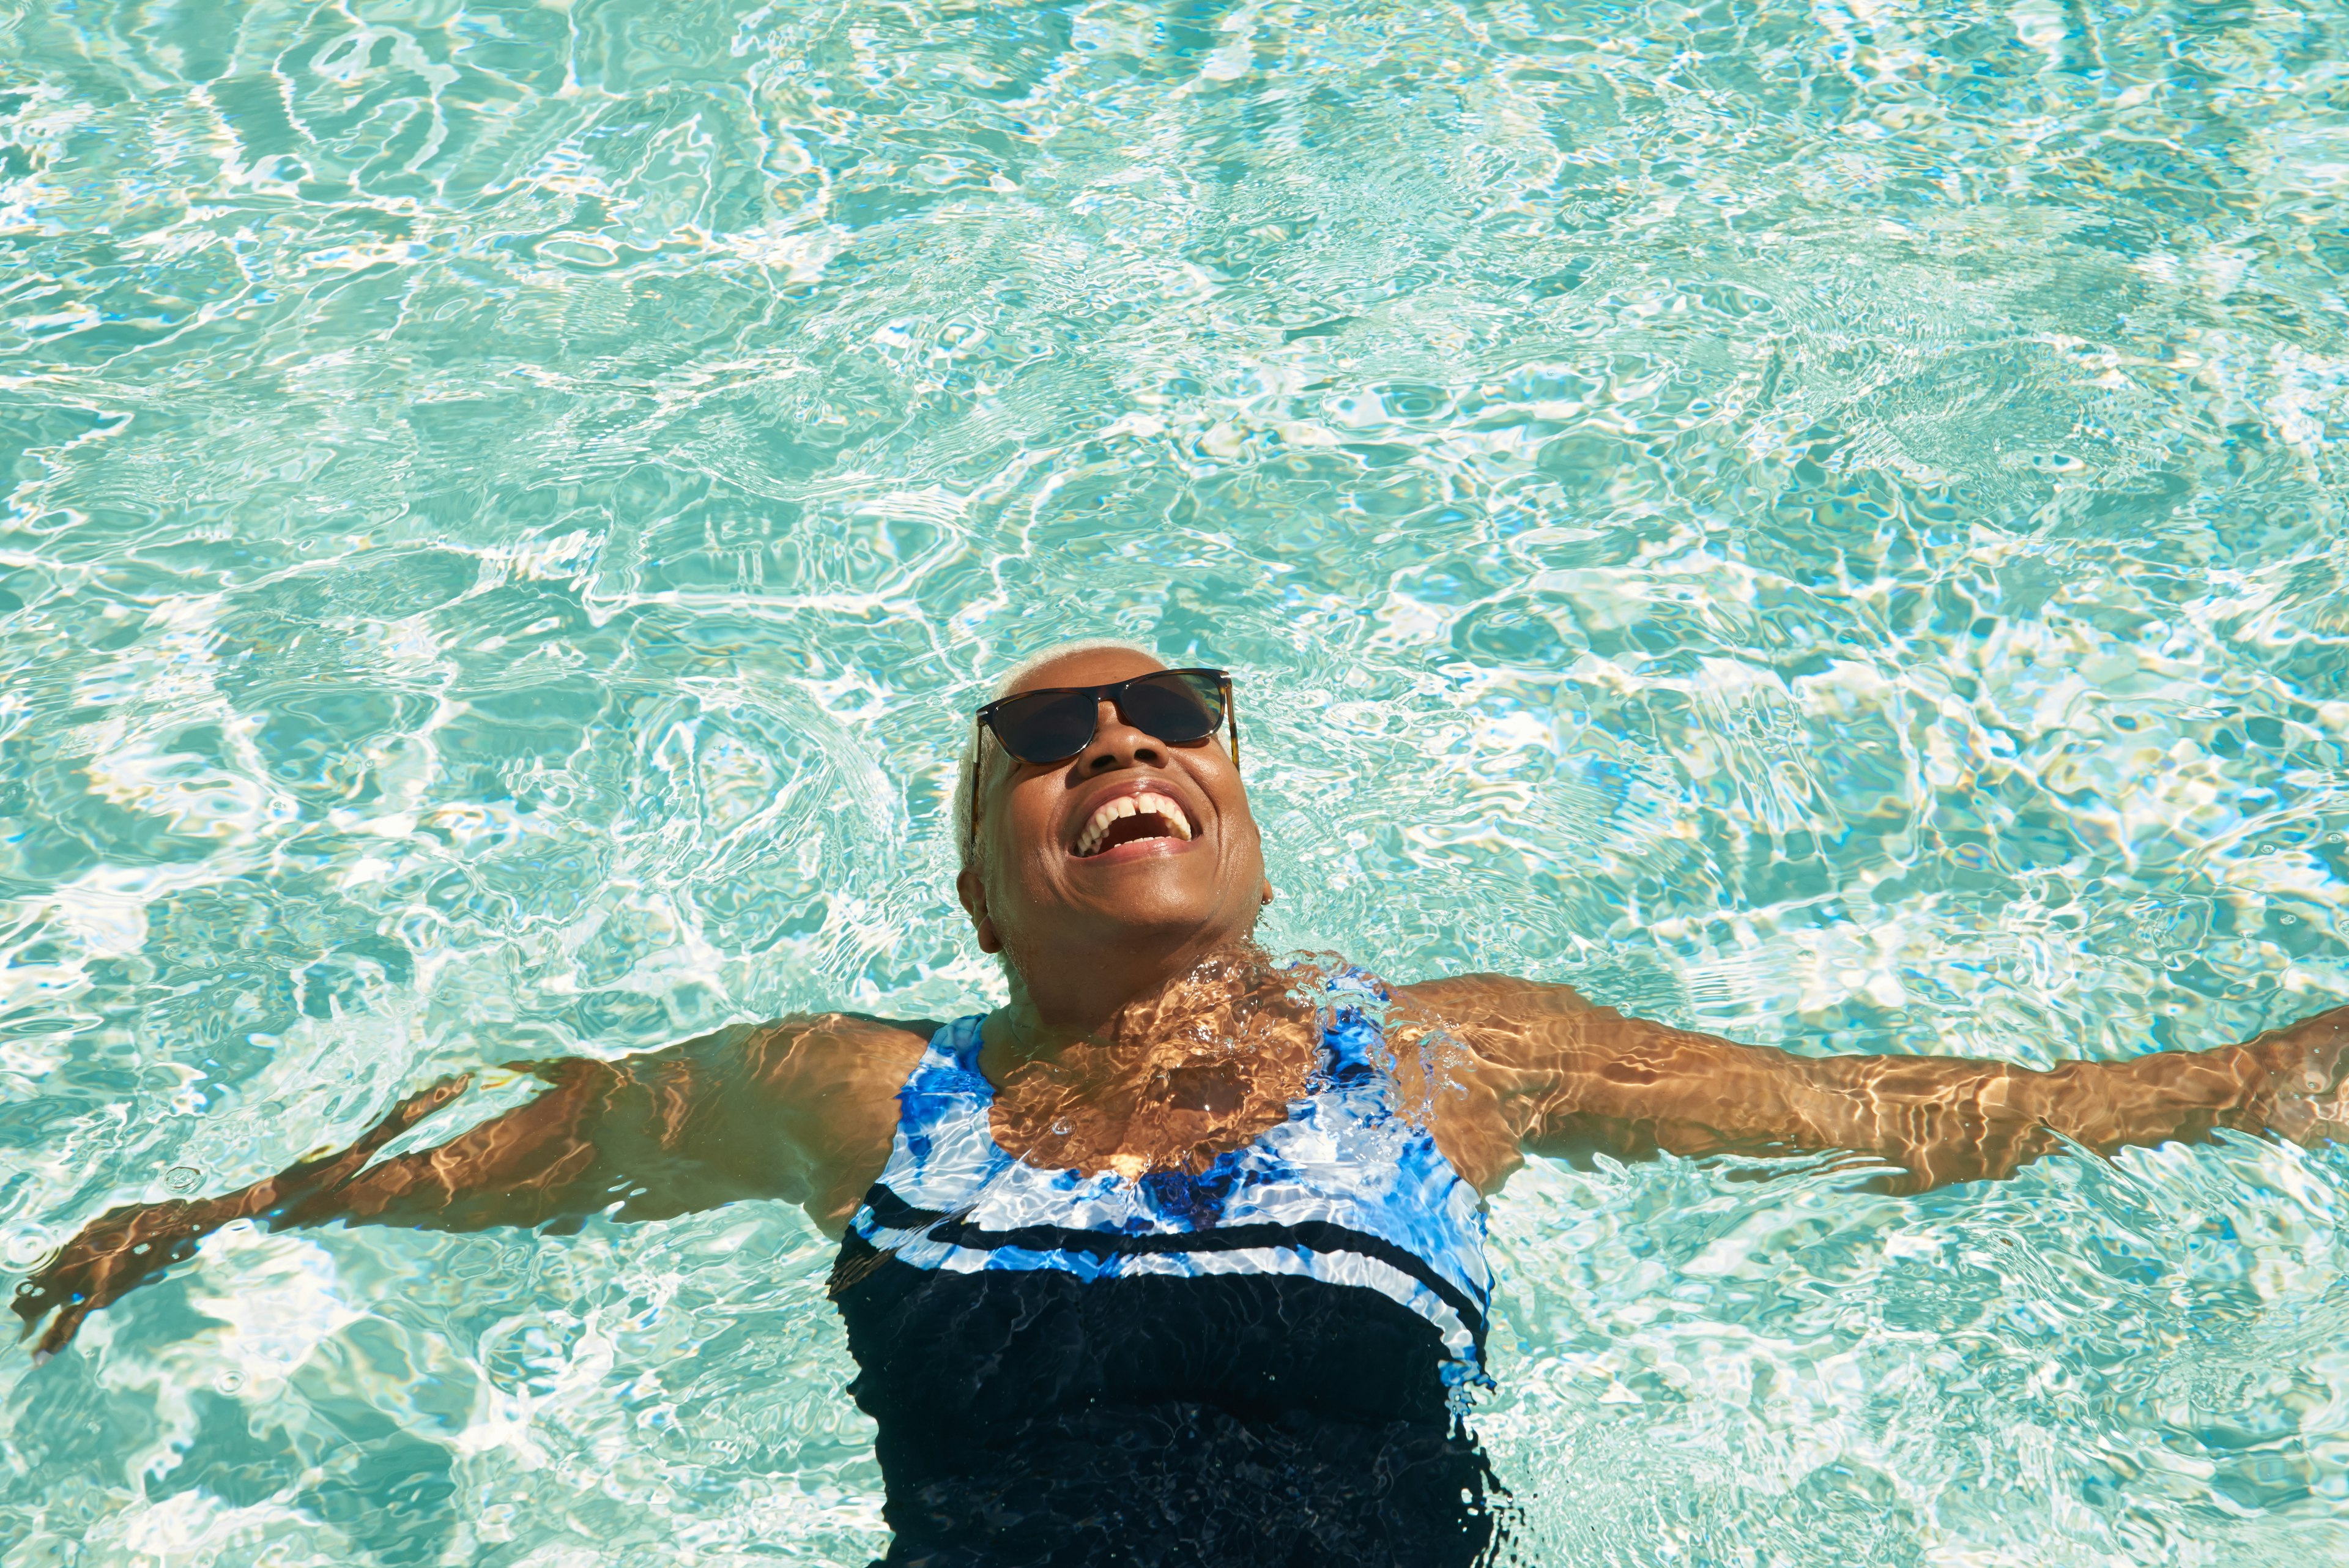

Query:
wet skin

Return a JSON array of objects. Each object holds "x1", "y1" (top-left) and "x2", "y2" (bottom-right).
[{"x1": 17, "y1": 649, "x2": 2349, "y2": 1358}]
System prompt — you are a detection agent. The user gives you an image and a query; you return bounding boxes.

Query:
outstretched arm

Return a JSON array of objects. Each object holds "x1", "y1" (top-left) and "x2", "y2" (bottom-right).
[
  {"x1": 14, "y1": 1014, "x2": 930, "y2": 1358},
  {"x1": 1404, "y1": 975, "x2": 2349, "y2": 1194}
]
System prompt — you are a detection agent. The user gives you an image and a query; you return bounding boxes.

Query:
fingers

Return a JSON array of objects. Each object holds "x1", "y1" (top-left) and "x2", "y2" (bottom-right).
[
  {"x1": 13, "y1": 1244, "x2": 117, "y2": 1356},
  {"x1": 37, "y1": 1304, "x2": 87, "y2": 1359},
  {"x1": 2243, "y1": 1010, "x2": 2349, "y2": 1145},
  {"x1": 11, "y1": 1198, "x2": 216, "y2": 1357},
  {"x1": 2267, "y1": 1087, "x2": 2349, "y2": 1148},
  {"x1": 2248, "y1": 1006, "x2": 2349, "y2": 1090},
  {"x1": 12, "y1": 1272, "x2": 62, "y2": 1335},
  {"x1": 13, "y1": 1076, "x2": 477, "y2": 1359},
  {"x1": 13, "y1": 1201, "x2": 206, "y2": 1334}
]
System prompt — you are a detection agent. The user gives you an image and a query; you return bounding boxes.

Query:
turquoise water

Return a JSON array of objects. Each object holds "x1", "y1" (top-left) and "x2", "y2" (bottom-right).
[{"x1": 4, "y1": 0, "x2": 2349, "y2": 1560}]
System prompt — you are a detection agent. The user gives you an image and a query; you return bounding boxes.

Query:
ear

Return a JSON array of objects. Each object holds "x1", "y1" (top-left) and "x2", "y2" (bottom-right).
[
  {"x1": 956, "y1": 868, "x2": 1003, "y2": 954},
  {"x1": 1260, "y1": 876, "x2": 1275, "y2": 907}
]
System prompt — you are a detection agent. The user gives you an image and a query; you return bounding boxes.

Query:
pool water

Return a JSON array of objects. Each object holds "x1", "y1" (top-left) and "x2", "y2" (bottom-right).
[{"x1": 4, "y1": 0, "x2": 2349, "y2": 1561}]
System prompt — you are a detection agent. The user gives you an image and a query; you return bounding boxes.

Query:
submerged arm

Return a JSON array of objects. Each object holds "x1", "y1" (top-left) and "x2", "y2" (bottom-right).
[
  {"x1": 1406, "y1": 975, "x2": 2349, "y2": 1194},
  {"x1": 15, "y1": 1014, "x2": 929, "y2": 1357}
]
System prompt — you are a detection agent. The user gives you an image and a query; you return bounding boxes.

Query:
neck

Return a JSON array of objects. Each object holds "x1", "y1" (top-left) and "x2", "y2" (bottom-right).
[{"x1": 987, "y1": 934, "x2": 1272, "y2": 1065}]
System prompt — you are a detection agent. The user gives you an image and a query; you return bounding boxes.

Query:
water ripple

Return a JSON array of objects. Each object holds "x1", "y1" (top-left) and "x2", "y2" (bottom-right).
[{"x1": 4, "y1": 0, "x2": 2349, "y2": 1560}]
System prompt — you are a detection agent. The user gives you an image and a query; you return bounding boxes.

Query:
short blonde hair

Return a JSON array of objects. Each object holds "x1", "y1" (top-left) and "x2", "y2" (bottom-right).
[{"x1": 952, "y1": 639, "x2": 1159, "y2": 874}]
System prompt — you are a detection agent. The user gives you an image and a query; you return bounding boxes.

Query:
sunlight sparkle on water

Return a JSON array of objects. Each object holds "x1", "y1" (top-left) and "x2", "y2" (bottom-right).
[{"x1": 3, "y1": 0, "x2": 2349, "y2": 1561}]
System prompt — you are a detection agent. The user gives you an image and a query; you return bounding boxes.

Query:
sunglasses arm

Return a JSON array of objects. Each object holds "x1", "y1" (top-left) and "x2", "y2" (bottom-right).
[{"x1": 968, "y1": 715, "x2": 985, "y2": 858}]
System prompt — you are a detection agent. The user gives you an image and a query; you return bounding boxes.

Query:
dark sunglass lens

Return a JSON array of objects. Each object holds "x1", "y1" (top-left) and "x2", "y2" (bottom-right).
[
  {"x1": 990, "y1": 691, "x2": 1098, "y2": 762},
  {"x1": 1120, "y1": 672, "x2": 1222, "y2": 742}
]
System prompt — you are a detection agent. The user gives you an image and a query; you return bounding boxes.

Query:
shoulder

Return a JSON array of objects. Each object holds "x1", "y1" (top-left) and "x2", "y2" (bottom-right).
[
  {"x1": 737, "y1": 1012, "x2": 944, "y2": 1095},
  {"x1": 1393, "y1": 973, "x2": 1620, "y2": 1069},
  {"x1": 628, "y1": 1012, "x2": 943, "y2": 1109},
  {"x1": 1395, "y1": 972, "x2": 1622, "y2": 1009},
  {"x1": 1393, "y1": 972, "x2": 1580, "y2": 1018}
]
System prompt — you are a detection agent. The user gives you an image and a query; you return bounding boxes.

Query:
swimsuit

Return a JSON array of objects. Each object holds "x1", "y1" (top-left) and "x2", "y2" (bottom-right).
[{"x1": 828, "y1": 972, "x2": 1502, "y2": 1566}]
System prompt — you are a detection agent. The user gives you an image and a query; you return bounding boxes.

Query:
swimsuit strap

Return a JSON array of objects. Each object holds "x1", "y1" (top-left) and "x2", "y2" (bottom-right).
[{"x1": 918, "y1": 1013, "x2": 987, "y2": 1079}]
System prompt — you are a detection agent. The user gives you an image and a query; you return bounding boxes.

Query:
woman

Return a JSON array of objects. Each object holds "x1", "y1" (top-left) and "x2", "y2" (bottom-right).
[{"x1": 18, "y1": 642, "x2": 2349, "y2": 1567}]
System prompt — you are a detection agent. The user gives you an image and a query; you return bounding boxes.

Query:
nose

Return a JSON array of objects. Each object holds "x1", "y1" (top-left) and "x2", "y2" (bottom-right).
[{"x1": 1077, "y1": 696, "x2": 1167, "y2": 775}]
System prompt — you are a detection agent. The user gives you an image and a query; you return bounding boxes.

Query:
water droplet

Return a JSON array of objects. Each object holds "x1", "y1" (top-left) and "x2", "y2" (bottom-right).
[
  {"x1": 164, "y1": 1167, "x2": 200, "y2": 1194},
  {"x1": 1050, "y1": 1119, "x2": 1070, "y2": 1136},
  {"x1": 215, "y1": 1370, "x2": 243, "y2": 1394}
]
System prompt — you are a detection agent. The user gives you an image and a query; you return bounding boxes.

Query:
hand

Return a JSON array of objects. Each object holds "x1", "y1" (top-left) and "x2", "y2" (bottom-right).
[
  {"x1": 11, "y1": 1192, "x2": 239, "y2": 1361},
  {"x1": 2253, "y1": 1005, "x2": 2349, "y2": 1146},
  {"x1": 12, "y1": 1074, "x2": 470, "y2": 1360}
]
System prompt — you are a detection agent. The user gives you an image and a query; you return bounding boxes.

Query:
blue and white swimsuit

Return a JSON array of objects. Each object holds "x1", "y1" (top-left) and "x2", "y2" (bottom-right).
[{"x1": 829, "y1": 978, "x2": 1504, "y2": 1567}]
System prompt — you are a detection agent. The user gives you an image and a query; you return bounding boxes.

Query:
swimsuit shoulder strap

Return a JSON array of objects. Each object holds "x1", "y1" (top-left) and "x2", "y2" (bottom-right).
[
  {"x1": 905, "y1": 1013, "x2": 989, "y2": 1091},
  {"x1": 872, "y1": 1014, "x2": 1003, "y2": 1201}
]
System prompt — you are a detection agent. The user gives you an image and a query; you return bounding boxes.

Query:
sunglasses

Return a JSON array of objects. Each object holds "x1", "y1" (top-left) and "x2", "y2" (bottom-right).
[{"x1": 970, "y1": 667, "x2": 1238, "y2": 843}]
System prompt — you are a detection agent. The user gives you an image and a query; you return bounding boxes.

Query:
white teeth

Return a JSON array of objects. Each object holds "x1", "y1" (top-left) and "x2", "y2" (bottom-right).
[{"x1": 1073, "y1": 792, "x2": 1195, "y2": 856}]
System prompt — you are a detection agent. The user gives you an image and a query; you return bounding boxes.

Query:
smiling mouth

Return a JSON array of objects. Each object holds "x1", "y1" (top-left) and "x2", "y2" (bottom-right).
[{"x1": 1072, "y1": 791, "x2": 1195, "y2": 858}]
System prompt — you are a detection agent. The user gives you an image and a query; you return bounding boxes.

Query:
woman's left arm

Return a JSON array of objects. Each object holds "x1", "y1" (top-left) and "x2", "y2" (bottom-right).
[{"x1": 1398, "y1": 975, "x2": 2349, "y2": 1194}]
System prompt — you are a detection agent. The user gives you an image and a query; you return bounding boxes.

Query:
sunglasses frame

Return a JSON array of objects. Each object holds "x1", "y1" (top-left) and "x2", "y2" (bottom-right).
[{"x1": 967, "y1": 668, "x2": 1239, "y2": 853}]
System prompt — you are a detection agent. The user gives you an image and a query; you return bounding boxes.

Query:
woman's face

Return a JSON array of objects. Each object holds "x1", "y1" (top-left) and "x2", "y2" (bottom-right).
[{"x1": 957, "y1": 647, "x2": 1271, "y2": 986}]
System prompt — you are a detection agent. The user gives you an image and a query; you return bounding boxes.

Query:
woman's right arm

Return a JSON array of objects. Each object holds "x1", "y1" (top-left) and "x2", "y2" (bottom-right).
[{"x1": 13, "y1": 1014, "x2": 932, "y2": 1358}]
